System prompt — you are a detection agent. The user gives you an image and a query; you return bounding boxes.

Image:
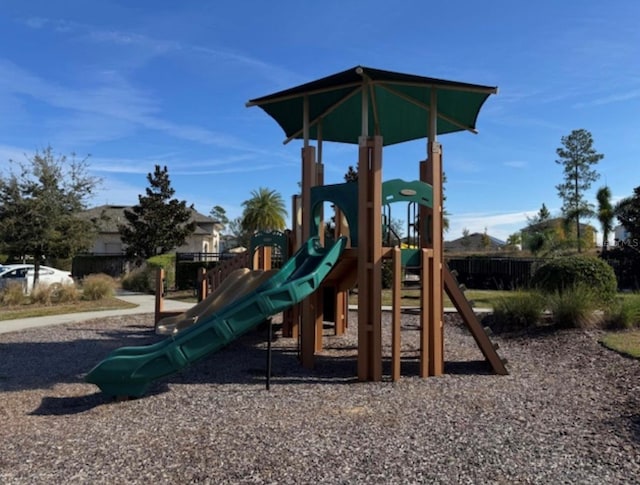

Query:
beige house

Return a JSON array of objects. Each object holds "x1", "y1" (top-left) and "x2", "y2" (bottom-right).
[{"x1": 82, "y1": 205, "x2": 222, "y2": 255}]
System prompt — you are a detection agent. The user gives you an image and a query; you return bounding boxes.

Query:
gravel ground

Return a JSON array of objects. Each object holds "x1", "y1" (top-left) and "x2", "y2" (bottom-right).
[{"x1": 1, "y1": 311, "x2": 639, "y2": 484}]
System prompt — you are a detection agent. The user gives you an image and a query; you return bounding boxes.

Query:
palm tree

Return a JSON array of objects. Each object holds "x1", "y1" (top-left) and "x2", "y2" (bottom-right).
[
  {"x1": 596, "y1": 185, "x2": 614, "y2": 252},
  {"x1": 241, "y1": 187, "x2": 287, "y2": 234}
]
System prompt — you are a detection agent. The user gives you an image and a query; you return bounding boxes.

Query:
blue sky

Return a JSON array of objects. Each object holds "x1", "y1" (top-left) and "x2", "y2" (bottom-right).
[{"x1": 1, "y1": 1, "x2": 638, "y2": 243}]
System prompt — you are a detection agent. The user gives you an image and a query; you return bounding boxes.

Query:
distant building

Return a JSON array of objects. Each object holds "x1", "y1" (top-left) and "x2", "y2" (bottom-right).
[
  {"x1": 81, "y1": 205, "x2": 223, "y2": 255},
  {"x1": 445, "y1": 232, "x2": 506, "y2": 252}
]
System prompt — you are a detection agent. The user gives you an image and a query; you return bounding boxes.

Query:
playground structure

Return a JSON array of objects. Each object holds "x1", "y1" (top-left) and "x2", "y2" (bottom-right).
[
  {"x1": 246, "y1": 66, "x2": 507, "y2": 380},
  {"x1": 86, "y1": 66, "x2": 507, "y2": 398},
  {"x1": 86, "y1": 236, "x2": 347, "y2": 397}
]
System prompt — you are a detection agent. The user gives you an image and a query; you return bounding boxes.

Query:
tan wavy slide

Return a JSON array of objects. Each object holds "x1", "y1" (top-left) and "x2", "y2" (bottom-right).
[{"x1": 155, "y1": 268, "x2": 278, "y2": 335}]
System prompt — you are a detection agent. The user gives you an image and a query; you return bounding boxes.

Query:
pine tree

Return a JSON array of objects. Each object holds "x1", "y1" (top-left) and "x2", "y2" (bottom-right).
[
  {"x1": 119, "y1": 165, "x2": 196, "y2": 259},
  {"x1": 209, "y1": 205, "x2": 229, "y2": 231},
  {"x1": 555, "y1": 129, "x2": 603, "y2": 252}
]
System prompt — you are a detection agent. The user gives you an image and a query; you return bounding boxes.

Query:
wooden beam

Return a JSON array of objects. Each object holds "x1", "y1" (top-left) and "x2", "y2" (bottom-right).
[
  {"x1": 301, "y1": 146, "x2": 316, "y2": 368},
  {"x1": 419, "y1": 248, "x2": 430, "y2": 377},
  {"x1": 391, "y1": 247, "x2": 402, "y2": 381},
  {"x1": 428, "y1": 141, "x2": 444, "y2": 376},
  {"x1": 357, "y1": 136, "x2": 383, "y2": 381},
  {"x1": 444, "y1": 267, "x2": 508, "y2": 375}
]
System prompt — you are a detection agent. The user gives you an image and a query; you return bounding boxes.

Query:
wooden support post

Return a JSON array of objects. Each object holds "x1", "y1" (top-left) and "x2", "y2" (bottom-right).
[
  {"x1": 357, "y1": 136, "x2": 383, "y2": 381},
  {"x1": 419, "y1": 249, "x2": 431, "y2": 377},
  {"x1": 301, "y1": 145, "x2": 317, "y2": 368},
  {"x1": 420, "y1": 144, "x2": 444, "y2": 377},
  {"x1": 430, "y1": 142, "x2": 445, "y2": 376},
  {"x1": 333, "y1": 207, "x2": 348, "y2": 336},
  {"x1": 314, "y1": 291, "x2": 324, "y2": 352},
  {"x1": 391, "y1": 247, "x2": 402, "y2": 381},
  {"x1": 155, "y1": 268, "x2": 164, "y2": 323},
  {"x1": 197, "y1": 267, "x2": 207, "y2": 302},
  {"x1": 334, "y1": 289, "x2": 346, "y2": 335}
]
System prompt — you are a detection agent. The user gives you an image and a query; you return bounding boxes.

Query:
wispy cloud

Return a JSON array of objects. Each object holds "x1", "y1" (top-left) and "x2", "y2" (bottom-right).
[
  {"x1": 89, "y1": 153, "x2": 293, "y2": 177},
  {"x1": 19, "y1": 16, "x2": 300, "y2": 88},
  {"x1": 448, "y1": 159, "x2": 481, "y2": 174},
  {"x1": 0, "y1": 59, "x2": 254, "y2": 151},
  {"x1": 503, "y1": 160, "x2": 527, "y2": 168},
  {"x1": 573, "y1": 88, "x2": 640, "y2": 108}
]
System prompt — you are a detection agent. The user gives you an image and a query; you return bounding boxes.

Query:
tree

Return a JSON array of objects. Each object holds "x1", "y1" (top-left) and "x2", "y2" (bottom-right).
[
  {"x1": 555, "y1": 129, "x2": 603, "y2": 252},
  {"x1": 118, "y1": 165, "x2": 196, "y2": 259},
  {"x1": 523, "y1": 204, "x2": 555, "y2": 255},
  {"x1": 537, "y1": 203, "x2": 551, "y2": 222},
  {"x1": 481, "y1": 227, "x2": 491, "y2": 250},
  {"x1": 505, "y1": 232, "x2": 521, "y2": 250},
  {"x1": 344, "y1": 165, "x2": 358, "y2": 182},
  {"x1": 241, "y1": 187, "x2": 287, "y2": 235},
  {"x1": 596, "y1": 186, "x2": 614, "y2": 252},
  {"x1": 0, "y1": 146, "x2": 99, "y2": 286},
  {"x1": 209, "y1": 205, "x2": 229, "y2": 232},
  {"x1": 615, "y1": 186, "x2": 640, "y2": 242},
  {"x1": 227, "y1": 216, "x2": 250, "y2": 248},
  {"x1": 461, "y1": 227, "x2": 471, "y2": 249}
]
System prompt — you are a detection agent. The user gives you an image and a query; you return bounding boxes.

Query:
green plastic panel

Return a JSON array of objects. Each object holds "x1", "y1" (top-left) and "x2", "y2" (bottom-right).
[
  {"x1": 85, "y1": 237, "x2": 347, "y2": 398},
  {"x1": 310, "y1": 182, "x2": 359, "y2": 246}
]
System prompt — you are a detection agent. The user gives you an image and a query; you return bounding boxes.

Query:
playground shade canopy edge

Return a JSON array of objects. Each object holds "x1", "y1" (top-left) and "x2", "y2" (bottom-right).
[{"x1": 247, "y1": 65, "x2": 497, "y2": 146}]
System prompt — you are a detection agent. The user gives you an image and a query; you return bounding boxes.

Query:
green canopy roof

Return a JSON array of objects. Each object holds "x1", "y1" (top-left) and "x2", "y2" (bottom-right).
[{"x1": 247, "y1": 66, "x2": 497, "y2": 146}]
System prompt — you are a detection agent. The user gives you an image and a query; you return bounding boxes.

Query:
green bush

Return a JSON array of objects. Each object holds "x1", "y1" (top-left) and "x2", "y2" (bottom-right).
[
  {"x1": 531, "y1": 256, "x2": 617, "y2": 305},
  {"x1": 492, "y1": 291, "x2": 545, "y2": 331},
  {"x1": 82, "y1": 273, "x2": 116, "y2": 301},
  {"x1": 1, "y1": 282, "x2": 26, "y2": 306},
  {"x1": 147, "y1": 254, "x2": 176, "y2": 289},
  {"x1": 548, "y1": 285, "x2": 600, "y2": 329},
  {"x1": 121, "y1": 266, "x2": 153, "y2": 293},
  {"x1": 605, "y1": 297, "x2": 640, "y2": 330},
  {"x1": 381, "y1": 260, "x2": 393, "y2": 289}
]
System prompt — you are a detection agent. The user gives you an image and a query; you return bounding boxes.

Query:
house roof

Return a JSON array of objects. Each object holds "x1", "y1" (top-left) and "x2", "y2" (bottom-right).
[
  {"x1": 445, "y1": 232, "x2": 505, "y2": 251},
  {"x1": 82, "y1": 205, "x2": 218, "y2": 234}
]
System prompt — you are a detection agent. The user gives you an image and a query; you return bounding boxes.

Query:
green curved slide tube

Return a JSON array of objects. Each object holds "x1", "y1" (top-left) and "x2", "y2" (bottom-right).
[{"x1": 85, "y1": 237, "x2": 347, "y2": 398}]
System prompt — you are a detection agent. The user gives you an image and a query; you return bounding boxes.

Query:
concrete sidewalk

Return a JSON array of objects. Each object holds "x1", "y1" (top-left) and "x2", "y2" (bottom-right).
[
  {"x1": 1, "y1": 293, "x2": 490, "y2": 335},
  {"x1": 0, "y1": 291, "x2": 193, "y2": 335}
]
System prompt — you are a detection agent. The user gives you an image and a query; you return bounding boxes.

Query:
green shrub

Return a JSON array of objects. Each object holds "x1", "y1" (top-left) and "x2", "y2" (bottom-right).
[
  {"x1": 605, "y1": 297, "x2": 640, "y2": 330},
  {"x1": 81, "y1": 273, "x2": 116, "y2": 301},
  {"x1": 531, "y1": 256, "x2": 617, "y2": 305},
  {"x1": 381, "y1": 260, "x2": 393, "y2": 289},
  {"x1": 1, "y1": 282, "x2": 26, "y2": 306},
  {"x1": 492, "y1": 291, "x2": 545, "y2": 331},
  {"x1": 548, "y1": 285, "x2": 600, "y2": 329},
  {"x1": 147, "y1": 254, "x2": 176, "y2": 289},
  {"x1": 121, "y1": 266, "x2": 153, "y2": 293}
]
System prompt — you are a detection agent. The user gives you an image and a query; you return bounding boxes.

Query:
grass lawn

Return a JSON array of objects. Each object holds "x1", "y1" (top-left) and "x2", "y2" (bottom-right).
[
  {"x1": 600, "y1": 330, "x2": 640, "y2": 359},
  {"x1": 349, "y1": 288, "x2": 515, "y2": 308},
  {"x1": 0, "y1": 297, "x2": 138, "y2": 321}
]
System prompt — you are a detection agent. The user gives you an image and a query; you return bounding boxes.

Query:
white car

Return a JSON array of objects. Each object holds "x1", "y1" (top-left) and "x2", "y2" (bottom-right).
[{"x1": 0, "y1": 264, "x2": 75, "y2": 293}]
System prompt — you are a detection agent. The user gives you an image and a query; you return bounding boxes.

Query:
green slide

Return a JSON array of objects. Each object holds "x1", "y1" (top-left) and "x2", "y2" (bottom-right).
[{"x1": 85, "y1": 237, "x2": 347, "y2": 398}]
